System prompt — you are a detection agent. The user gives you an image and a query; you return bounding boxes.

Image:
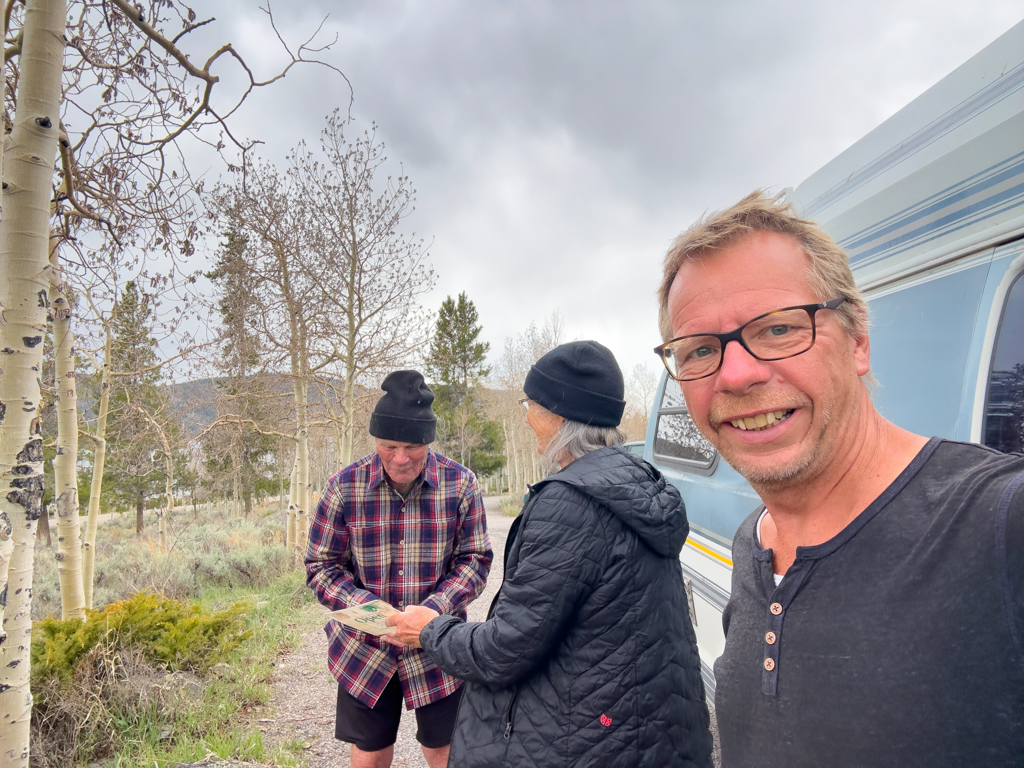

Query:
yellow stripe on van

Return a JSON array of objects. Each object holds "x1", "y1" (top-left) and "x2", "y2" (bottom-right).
[{"x1": 686, "y1": 538, "x2": 733, "y2": 568}]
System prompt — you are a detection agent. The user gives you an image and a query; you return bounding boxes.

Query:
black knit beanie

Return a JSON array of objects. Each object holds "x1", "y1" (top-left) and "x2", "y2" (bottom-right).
[
  {"x1": 369, "y1": 370, "x2": 437, "y2": 444},
  {"x1": 523, "y1": 341, "x2": 626, "y2": 427}
]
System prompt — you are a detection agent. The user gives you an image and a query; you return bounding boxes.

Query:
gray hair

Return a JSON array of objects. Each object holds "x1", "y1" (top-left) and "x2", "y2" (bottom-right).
[{"x1": 542, "y1": 417, "x2": 626, "y2": 473}]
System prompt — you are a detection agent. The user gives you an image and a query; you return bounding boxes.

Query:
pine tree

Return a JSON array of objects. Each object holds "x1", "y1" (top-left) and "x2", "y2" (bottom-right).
[
  {"x1": 426, "y1": 292, "x2": 491, "y2": 406},
  {"x1": 102, "y1": 281, "x2": 168, "y2": 533},
  {"x1": 425, "y1": 293, "x2": 505, "y2": 476},
  {"x1": 204, "y1": 231, "x2": 280, "y2": 516}
]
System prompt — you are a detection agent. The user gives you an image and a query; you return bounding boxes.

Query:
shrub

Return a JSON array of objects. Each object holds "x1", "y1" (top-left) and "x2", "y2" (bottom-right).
[
  {"x1": 499, "y1": 496, "x2": 524, "y2": 517},
  {"x1": 30, "y1": 592, "x2": 250, "y2": 766},
  {"x1": 32, "y1": 507, "x2": 292, "y2": 620},
  {"x1": 32, "y1": 592, "x2": 250, "y2": 687}
]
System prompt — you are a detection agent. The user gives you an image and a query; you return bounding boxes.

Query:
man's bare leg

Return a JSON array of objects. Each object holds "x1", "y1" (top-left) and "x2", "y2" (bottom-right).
[
  {"x1": 350, "y1": 744, "x2": 394, "y2": 768},
  {"x1": 422, "y1": 744, "x2": 450, "y2": 768}
]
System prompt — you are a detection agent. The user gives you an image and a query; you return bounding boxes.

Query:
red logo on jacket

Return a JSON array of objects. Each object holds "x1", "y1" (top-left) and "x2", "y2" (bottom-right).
[{"x1": 600, "y1": 714, "x2": 612, "y2": 727}]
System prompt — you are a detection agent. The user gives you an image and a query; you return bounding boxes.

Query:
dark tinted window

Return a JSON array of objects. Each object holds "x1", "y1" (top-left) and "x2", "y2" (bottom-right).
[{"x1": 983, "y1": 272, "x2": 1024, "y2": 454}]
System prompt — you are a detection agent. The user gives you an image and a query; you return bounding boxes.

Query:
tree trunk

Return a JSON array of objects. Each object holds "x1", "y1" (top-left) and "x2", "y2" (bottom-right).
[
  {"x1": 287, "y1": 455, "x2": 298, "y2": 551},
  {"x1": 159, "y1": 459, "x2": 170, "y2": 555},
  {"x1": 232, "y1": 454, "x2": 241, "y2": 518},
  {"x1": 49, "y1": 235, "x2": 85, "y2": 620},
  {"x1": 0, "y1": 1, "x2": 68, "y2": 760},
  {"x1": 83, "y1": 326, "x2": 111, "y2": 608},
  {"x1": 243, "y1": 488, "x2": 253, "y2": 518},
  {"x1": 278, "y1": 441, "x2": 287, "y2": 518},
  {"x1": 341, "y1": 343, "x2": 356, "y2": 467},
  {"x1": 501, "y1": 420, "x2": 511, "y2": 495},
  {"x1": 293, "y1": 376, "x2": 309, "y2": 562},
  {"x1": 136, "y1": 496, "x2": 144, "y2": 534},
  {"x1": 331, "y1": 415, "x2": 344, "y2": 473},
  {"x1": 137, "y1": 408, "x2": 172, "y2": 555}
]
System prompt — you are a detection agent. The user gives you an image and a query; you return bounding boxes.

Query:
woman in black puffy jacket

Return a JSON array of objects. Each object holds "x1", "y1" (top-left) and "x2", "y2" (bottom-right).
[{"x1": 388, "y1": 341, "x2": 713, "y2": 768}]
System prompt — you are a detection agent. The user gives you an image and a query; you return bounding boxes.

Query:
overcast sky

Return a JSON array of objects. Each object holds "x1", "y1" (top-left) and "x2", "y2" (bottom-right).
[{"x1": 189, "y1": 1, "x2": 1023, "y2": 381}]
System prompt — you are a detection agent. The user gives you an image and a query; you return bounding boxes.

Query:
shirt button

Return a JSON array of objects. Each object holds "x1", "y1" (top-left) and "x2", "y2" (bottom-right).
[
  {"x1": 399, "y1": 540, "x2": 404, "y2": 546},
  {"x1": 399, "y1": 602, "x2": 404, "y2": 608},
  {"x1": 398, "y1": 570, "x2": 404, "y2": 576},
  {"x1": 764, "y1": 658, "x2": 776, "y2": 671},
  {"x1": 770, "y1": 602, "x2": 783, "y2": 616},
  {"x1": 765, "y1": 632, "x2": 777, "y2": 645}
]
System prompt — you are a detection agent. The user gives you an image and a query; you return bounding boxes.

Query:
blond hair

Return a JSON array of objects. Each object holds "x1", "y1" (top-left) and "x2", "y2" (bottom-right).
[{"x1": 657, "y1": 190, "x2": 868, "y2": 342}]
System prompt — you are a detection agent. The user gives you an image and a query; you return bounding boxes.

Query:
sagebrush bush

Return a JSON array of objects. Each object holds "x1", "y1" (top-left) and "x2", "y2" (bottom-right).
[
  {"x1": 32, "y1": 506, "x2": 292, "y2": 619},
  {"x1": 499, "y1": 496, "x2": 523, "y2": 517}
]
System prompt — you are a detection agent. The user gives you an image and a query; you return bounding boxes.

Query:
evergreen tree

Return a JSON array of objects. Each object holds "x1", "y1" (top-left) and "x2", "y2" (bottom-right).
[
  {"x1": 425, "y1": 293, "x2": 504, "y2": 476},
  {"x1": 426, "y1": 292, "x2": 491, "y2": 406},
  {"x1": 102, "y1": 281, "x2": 169, "y2": 533},
  {"x1": 204, "y1": 231, "x2": 280, "y2": 515}
]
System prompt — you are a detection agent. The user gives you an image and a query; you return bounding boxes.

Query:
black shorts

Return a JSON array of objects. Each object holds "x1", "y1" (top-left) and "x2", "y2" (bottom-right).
[{"x1": 335, "y1": 676, "x2": 463, "y2": 752}]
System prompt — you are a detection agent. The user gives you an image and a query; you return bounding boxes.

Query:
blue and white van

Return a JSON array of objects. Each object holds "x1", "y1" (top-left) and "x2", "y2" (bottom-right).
[{"x1": 644, "y1": 19, "x2": 1024, "y2": 699}]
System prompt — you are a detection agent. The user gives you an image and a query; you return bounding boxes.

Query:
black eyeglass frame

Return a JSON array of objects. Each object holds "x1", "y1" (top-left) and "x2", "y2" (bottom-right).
[{"x1": 653, "y1": 297, "x2": 847, "y2": 382}]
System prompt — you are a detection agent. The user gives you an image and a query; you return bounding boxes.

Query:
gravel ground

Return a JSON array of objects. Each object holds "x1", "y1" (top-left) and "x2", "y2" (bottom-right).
[
  {"x1": 258, "y1": 496, "x2": 720, "y2": 767},
  {"x1": 259, "y1": 497, "x2": 513, "y2": 767}
]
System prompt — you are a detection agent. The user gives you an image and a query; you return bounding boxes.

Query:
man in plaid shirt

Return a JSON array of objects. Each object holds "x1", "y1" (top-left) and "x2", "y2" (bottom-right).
[{"x1": 306, "y1": 370, "x2": 492, "y2": 768}]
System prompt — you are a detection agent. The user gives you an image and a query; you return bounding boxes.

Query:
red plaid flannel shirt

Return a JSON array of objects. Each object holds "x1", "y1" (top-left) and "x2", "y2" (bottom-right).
[{"x1": 305, "y1": 450, "x2": 492, "y2": 709}]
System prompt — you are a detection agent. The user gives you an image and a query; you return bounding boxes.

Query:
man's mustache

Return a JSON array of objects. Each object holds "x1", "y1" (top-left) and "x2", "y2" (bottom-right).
[{"x1": 708, "y1": 391, "x2": 813, "y2": 429}]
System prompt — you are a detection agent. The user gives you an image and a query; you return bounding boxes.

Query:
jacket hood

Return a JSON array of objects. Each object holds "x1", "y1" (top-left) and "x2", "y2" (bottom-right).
[{"x1": 534, "y1": 446, "x2": 689, "y2": 558}]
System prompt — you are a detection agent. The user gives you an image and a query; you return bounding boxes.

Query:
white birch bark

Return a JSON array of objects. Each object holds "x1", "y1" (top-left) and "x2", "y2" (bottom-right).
[
  {"x1": 0, "y1": 1, "x2": 67, "y2": 763},
  {"x1": 82, "y1": 326, "x2": 110, "y2": 609},
  {"x1": 48, "y1": 234, "x2": 85, "y2": 620}
]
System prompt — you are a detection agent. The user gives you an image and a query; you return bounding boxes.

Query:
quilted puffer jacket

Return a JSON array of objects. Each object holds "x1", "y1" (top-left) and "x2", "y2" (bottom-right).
[{"x1": 420, "y1": 446, "x2": 713, "y2": 768}]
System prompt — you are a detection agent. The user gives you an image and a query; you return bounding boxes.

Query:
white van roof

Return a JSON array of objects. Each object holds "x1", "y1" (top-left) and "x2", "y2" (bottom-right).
[{"x1": 790, "y1": 20, "x2": 1024, "y2": 292}]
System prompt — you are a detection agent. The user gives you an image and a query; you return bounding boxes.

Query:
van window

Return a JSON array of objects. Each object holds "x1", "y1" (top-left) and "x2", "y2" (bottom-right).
[
  {"x1": 983, "y1": 271, "x2": 1024, "y2": 454},
  {"x1": 653, "y1": 382, "x2": 717, "y2": 469}
]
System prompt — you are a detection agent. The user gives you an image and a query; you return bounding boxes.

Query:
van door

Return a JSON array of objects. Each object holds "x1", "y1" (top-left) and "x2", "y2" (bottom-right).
[{"x1": 645, "y1": 373, "x2": 761, "y2": 697}]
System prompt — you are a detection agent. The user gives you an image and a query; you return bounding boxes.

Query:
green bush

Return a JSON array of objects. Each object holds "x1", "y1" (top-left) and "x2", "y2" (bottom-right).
[
  {"x1": 30, "y1": 592, "x2": 251, "y2": 767},
  {"x1": 32, "y1": 592, "x2": 250, "y2": 688}
]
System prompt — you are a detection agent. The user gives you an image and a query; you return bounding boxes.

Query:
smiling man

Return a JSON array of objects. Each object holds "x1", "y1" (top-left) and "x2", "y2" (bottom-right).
[
  {"x1": 305, "y1": 370, "x2": 492, "y2": 768},
  {"x1": 657, "y1": 191, "x2": 1024, "y2": 767}
]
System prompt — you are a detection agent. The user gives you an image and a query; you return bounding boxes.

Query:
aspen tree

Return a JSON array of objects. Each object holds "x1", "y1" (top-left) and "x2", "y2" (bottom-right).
[
  {"x1": 36, "y1": 0, "x2": 342, "y2": 620},
  {"x1": 80, "y1": 324, "x2": 110, "y2": 608},
  {"x1": 48, "y1": 234, "x2": 86, "y2": 619},
  {"x1": 137, "y1": 407, "x2": 172, "y2": 555},
  {"x1": 0, "y1": 1, "x2": 67, "y2": 761},
  {"x1": 208, "y1": 162, "x2": 321, "y2": 558},
  {"x1": 292, "y1": 113, "x2": 435, "y2": 466}
]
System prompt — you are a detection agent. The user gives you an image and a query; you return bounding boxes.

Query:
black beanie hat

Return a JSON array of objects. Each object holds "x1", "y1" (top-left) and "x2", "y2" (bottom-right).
[
  {"x1": 523, "y1": 341, "x2": 626, "y2": 427},
  {"x1": 369, "y1": 370, "x2": 437, "y2": 444}
]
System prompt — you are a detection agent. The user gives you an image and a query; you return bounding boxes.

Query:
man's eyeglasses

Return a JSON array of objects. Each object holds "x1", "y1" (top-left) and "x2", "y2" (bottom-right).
[
  {"x1": 518, "y1": 397, "x2": 531, "y2": 417},
  {"x1": 654, "y1": 297, "x2": 847, "y2": 382}
]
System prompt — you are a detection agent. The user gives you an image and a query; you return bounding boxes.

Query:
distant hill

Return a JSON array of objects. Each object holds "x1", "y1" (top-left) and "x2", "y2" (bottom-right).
[{"x1": 167, "y1": 375, "x2": 374, "y2": 436}]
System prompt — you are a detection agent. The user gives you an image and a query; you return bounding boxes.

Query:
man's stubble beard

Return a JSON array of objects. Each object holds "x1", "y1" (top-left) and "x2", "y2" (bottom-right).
[
  {"x1": 716, "y1": 403, "x2": 835, "y2": 492},
  {"x1": 703, "y1": 385, "x2": 835, "y2": 493}
]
